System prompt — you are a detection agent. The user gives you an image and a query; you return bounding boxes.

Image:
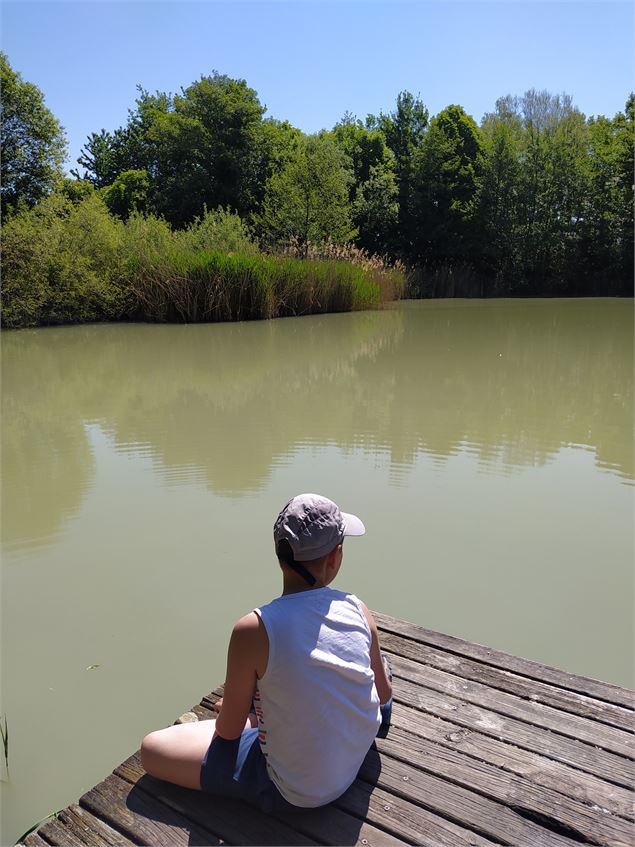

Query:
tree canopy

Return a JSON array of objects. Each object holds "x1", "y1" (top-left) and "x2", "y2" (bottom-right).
[
  {"x1": 76, "y1": 74, "x2": 265, "y2": 226},
  {"x1": 257, "y1": 133, "x2": 355, "y2": 254},
  {"x1": 0, "y1": 52, "x2": 67, "y2": 217}
]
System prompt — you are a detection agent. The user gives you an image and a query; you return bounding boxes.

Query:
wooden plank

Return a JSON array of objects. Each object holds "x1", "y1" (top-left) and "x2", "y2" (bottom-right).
[
  {"x1": 22, "y1": 835, "x2": 51, "y2": 847},
  {"x1": 193, "y1": 700, "x2": 500, "y2": 847},
  {"x1": 31, "y1": 809, "x2": 131, "y2": 847},
  {"x1": 265, "y1": 797, "x2": 409, "y2": 846},
  {"x1": 79, "y1": 772, "x2": 223, "y2": 846},
  {"x1": 357, "y1": 751, "x2": 581, "y2": 847},
  {"x1": 374, "y1": 612, "x2": 635, "y2": 709},
  {"x1": 380, "y1": 629, "x2": 635, "y2": 733},
  {"x1": 56, "y1": 806, "x2": 136, "y2": 846},
  {"x1": 34, "y1": 817, "x2": 99, "y2": 847},
  {"x1": 390, "y1": 700, "x2": 634, "y2": 821},
  {"x1": 374, "y1": 723, "x2": 635, "y2": 847},
  {"x1": 114, "y1": 755, "x2": 314, "y2": 845},
  {"x1": 336, "y1": 779, "x2": 502, "y2": 847},
  {"x1": 395, "y1": 676, "x2": 634, "y2": 788},
  {"x1": 389, "y1": 652, "x2": 634, "y2": 758}
]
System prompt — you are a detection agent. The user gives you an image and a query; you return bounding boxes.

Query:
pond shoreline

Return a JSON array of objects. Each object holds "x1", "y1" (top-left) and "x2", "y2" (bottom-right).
[{"x1": 4, "y1": 291, "x2": 633, "y2": 331}]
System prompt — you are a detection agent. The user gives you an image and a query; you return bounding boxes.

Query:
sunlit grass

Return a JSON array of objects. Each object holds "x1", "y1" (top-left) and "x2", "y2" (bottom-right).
[{"x1": 127, "y1": 251, "x2": 386, "y2": 323}]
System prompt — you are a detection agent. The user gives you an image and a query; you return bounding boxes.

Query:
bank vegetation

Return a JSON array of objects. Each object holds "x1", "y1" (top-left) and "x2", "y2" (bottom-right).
[
  {"x1": 1, "y1": 197, "x2": 402, "y2": 327},
  {"x1": 1, "y1": 52, "x2": 632, "y2": 328}
]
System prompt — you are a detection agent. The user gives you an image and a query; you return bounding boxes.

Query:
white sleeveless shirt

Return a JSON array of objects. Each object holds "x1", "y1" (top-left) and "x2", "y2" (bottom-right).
[{"x1": 254, "y1": 587, "x2": 381, "y2": 807}]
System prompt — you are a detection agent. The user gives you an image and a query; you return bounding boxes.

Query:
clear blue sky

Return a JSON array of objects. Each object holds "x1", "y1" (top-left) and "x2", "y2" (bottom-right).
[{"x1": 2, "y1": 1, "x2": 633, "y2": 172}]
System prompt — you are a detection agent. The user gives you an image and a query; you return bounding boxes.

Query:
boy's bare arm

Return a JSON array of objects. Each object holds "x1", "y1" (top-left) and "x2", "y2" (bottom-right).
[
  {"x1": 359, "y1": 600, "x2": 393, "y2": 705},
  {"x1": 215, "y1": 612, "x2": 267, "y2": 739}
]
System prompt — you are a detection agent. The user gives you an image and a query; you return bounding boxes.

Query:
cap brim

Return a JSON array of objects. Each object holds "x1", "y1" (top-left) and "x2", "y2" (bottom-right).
[{"x1": 341, "y1": 512, "x2": 366, "y2": 537}]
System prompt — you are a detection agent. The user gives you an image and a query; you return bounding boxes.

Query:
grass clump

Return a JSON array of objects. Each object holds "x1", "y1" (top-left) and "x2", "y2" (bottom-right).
[
  {"x1": 280, "y1": 238, "x2": 406, "y2": 305},
  {"x1": 128, "y1": 251, "x2": 381, "y2": 323}
]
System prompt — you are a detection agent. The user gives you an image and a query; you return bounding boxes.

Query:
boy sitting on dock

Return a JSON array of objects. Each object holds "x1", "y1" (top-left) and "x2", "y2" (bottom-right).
[{"x1": 140, "y1": 493, "x2": 392, "y2": 812}]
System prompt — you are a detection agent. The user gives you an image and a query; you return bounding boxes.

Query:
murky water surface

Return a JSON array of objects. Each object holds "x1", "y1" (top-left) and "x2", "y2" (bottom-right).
[{"x1": 2, "y1": 299, "x2": 633, "y2": 843}]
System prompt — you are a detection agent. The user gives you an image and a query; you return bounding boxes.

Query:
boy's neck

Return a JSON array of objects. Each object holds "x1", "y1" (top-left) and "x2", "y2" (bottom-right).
[{"x1": 281, "y1": 574, "x2": 328, "y2": 596}]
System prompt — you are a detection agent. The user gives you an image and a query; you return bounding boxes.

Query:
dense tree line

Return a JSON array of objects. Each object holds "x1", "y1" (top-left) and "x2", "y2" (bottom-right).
[{"x1": 2, "y1": 52, "x2": 633, "y2": 297}]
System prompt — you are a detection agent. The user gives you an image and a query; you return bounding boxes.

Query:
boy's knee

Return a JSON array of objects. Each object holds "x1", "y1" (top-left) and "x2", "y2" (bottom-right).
[{"x1": 140, "y1": 729, "x2": 164, "y2": 774}]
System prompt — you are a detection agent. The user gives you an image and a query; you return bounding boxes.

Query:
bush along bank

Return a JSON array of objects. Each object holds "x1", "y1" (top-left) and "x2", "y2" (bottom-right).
[{"x1": 0, "y1": 193, "x2": 404, "y2": 329}]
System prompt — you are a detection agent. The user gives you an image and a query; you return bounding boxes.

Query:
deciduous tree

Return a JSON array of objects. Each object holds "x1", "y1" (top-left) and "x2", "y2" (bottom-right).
[
  {"x1": 331, "y1": 114, "x2": 399, "y2": 254},
  {"x1": 1, "y1": 52, "x2": 67, "y2": 217},
  {"x1": 76, "y1": 73, "x2": 265, "y2": 226},
  {"x1": 368, "y1": 92, "x2": 428, "y2": 255},
  {"x1": 257, "y1": 134, "x2": 355, "y2": 254},
  {"x1": 102, "y1": 169, "x2": 151, "y2": 219},
  {"x1": 412, "y1": 104, "x2": 485, "y2": 264}
]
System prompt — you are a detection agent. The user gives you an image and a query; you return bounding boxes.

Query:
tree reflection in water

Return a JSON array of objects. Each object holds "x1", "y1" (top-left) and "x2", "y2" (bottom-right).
[{"x1": 2, "y1": 299, "x2": 632, "y2": 551}]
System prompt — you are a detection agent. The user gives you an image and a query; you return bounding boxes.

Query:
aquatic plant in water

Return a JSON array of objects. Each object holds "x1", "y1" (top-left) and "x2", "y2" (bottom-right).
[{"x1": 0, "y1": 713, "x2": 8, "y2": 778}]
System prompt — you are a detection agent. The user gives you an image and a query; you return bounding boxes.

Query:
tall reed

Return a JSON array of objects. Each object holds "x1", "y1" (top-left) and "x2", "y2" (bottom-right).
[
  {"x1": 128, "y1": 250, "x2": 382, "y2": 323},
  {"x1": 279, "y1": 238, "x2": 407, "y2": 304}
]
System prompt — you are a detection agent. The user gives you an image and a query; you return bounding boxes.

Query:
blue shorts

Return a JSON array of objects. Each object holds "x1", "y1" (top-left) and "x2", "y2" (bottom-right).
[
  {"x1": 200, "y1": 698, "x2": 392, "y2": 813},
  {"x1": 200, "y1": 728, "x2": 295, "y2": 814}
]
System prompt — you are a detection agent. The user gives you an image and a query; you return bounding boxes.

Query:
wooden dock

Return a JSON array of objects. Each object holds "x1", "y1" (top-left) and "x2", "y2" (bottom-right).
[{"x1": 23, "y1": 612, "x2": 634, "y2": 846}]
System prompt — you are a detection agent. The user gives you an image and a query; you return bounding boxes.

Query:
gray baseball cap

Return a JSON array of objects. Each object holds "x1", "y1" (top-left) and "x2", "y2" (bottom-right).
[{"x1": 273, "y1": 493, "x2": 366, "y2": 562}]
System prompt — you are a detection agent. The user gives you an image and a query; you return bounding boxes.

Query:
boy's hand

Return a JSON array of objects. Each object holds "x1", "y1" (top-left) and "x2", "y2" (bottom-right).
[{"x1": 212, "y1": 698, "x2": 223, "y2": 713}]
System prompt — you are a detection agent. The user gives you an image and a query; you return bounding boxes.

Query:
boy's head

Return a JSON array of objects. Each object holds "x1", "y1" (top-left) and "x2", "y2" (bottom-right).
[
  {"x1": 273, "y1": 493, "x2": 365, "y2": 564},
  {"x1": 274, "y1": 494, "x2": 365, "y2": 586}
]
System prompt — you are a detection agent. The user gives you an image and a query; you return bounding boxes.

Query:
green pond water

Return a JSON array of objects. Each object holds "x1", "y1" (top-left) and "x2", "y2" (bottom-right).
[{"x1": 1, "y1": 298, "x2": 633, "y2": 843}]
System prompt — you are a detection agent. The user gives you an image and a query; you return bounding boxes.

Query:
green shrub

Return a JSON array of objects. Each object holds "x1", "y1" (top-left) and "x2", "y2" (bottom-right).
[
  {"x1": 176, "y1": 207, "x2": 259, "y2": 255},
  {"x1": 1, "y1": 192, "x2": 127, "y2": 327},
  {"x1": 102, "y1": 169, "x2": 151, "y2": 219},
  {"x1": 120, "y1": 212, "x2": 176, "y2": 271}
]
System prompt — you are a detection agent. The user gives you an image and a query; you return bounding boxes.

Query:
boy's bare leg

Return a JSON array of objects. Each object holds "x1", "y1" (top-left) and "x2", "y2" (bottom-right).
[{"x1": 140, "y1": 714, "x2": 257, "y2": 790}]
